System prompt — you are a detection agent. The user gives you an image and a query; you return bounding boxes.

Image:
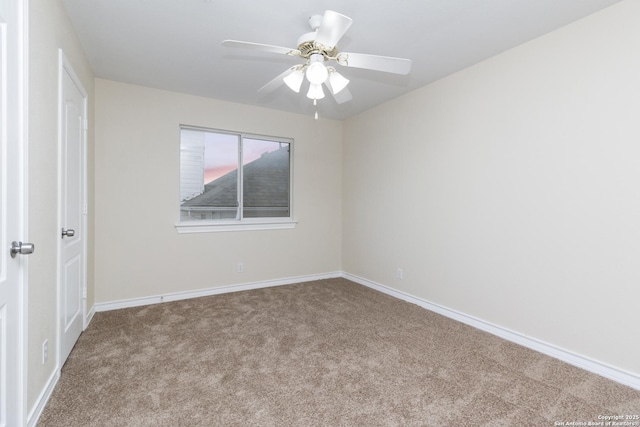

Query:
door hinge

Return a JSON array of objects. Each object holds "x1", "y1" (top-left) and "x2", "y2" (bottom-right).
[
  {"x1": 83, "y1": 119, "x2": 88, "y2": 131},
  {"x1": 82, "y1": 288, "x2": 87, "y2": 299}
]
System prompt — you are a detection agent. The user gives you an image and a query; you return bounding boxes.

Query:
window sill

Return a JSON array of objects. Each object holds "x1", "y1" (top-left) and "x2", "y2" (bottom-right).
[{"x1": 175, "y1": 219, "x2": 297, "y2": 234}]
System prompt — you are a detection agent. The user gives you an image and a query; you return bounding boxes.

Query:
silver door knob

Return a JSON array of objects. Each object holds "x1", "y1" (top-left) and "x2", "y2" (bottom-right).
[
  {"x1": 10, "y1": 241, "x2": 35, "y2": 258},
  {"x1": 61, "y1": 228, "x2": 75, "y2": 238}
]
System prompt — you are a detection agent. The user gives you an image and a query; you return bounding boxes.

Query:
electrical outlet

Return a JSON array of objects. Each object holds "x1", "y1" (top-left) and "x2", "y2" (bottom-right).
[
  {"x1": 396, "y1": 268, "x2": 404, "y2": 280},
  {"x1": 237, "y1": 262, "x2": 244, "y2": 273},
  {"x1": 42, "y1": 339, "x2": 48, "y2": 365}
]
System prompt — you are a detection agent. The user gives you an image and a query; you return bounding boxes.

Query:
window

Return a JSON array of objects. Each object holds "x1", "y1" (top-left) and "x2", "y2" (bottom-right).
[{"x1": 177, "y1": 126, "x2": 294, "y2": 232}]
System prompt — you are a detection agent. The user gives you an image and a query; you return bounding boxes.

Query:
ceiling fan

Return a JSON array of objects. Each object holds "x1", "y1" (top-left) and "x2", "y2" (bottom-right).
[{"x1": 222, "y1": 10, "x2": 412, "y2": 118}]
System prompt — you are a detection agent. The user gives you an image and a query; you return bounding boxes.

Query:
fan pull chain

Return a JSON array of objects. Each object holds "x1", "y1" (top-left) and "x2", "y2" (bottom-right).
[{"x1": 314, "y1": 99, "x2": 318, "y2": 120}]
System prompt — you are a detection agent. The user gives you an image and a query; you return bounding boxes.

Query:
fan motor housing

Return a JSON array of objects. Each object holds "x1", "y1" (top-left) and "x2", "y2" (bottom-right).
[{"x1": 297, "y1": 40, "x2": 338, "y2": 60}]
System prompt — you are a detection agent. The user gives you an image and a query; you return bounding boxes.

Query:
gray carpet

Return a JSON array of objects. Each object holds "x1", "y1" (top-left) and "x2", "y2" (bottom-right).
[{"x1": 38, "y1": 278, "x2": 640, "y2": 426}]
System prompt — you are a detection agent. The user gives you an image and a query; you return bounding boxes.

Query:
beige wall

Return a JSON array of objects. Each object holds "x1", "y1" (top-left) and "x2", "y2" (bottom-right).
[
  {"x1": 28, "y1": 0, "x2": 95, "y2": 412},
  {"x1": 27, "y1": 0, "x2": 640, "y2": 416},
  {"x1": 343, "y1": 0, "x2": 640, "y2": 376},
  {"x1": 94, "y1": 79, "x2": 342, "y2": 303}
]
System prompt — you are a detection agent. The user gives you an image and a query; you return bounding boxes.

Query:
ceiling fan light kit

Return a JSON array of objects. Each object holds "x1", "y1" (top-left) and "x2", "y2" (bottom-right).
[
  {"x1": 327, "y1": 69, "x2": 349, "y2": 94},
  {"x1": 283, "y1": 67, "x2": 304, "y2": 93},
  {"x1": 222, "y1": 10, "x2": 412, "y2": 118},
  {"x1": 307, "y1": 83, "x2": 325, "y2": 100},
  {"x1": 305, "y1": 53, "x2": 329, "y2": 85}
]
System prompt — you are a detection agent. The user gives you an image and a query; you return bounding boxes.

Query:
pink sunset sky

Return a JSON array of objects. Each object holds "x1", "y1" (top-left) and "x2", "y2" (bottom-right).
[{"x1": 203, "y1": 133, "x2": 285, "y2": 184}]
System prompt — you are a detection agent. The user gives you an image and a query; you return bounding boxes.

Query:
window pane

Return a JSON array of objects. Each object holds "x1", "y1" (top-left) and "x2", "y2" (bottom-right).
[
  {"x1": 179, "y1": 127, "x2": 293, "y2": 225},
  {"x1": 180, "y1": 130, "x2": 239, "y2": 221},
  {"x1": 242, "y1": 138, "x2": 290, "y2": 218}
]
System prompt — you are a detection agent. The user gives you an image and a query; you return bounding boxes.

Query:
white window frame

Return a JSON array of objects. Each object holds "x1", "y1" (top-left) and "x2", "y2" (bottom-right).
[{"x1": 176, "y1": 125, "x2": 296, "y2": 233}]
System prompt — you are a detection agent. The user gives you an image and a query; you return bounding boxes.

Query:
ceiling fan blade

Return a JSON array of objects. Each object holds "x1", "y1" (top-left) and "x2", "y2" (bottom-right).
[
  {"x1": 222, "y1": 40, "x2": 300, "y2": 56},
  {"x1": 314, "y1": 10, "x2": 353, "y2": 48},
  {"x1": 338, "y1": 52, "x2": 412, "y2": 75},
  {"x1": 258, "y1": 67, "x2": 296, "y2": 94},
  {"x1": 325, "y1": 80, "x2": 352, "y2": 104},
  {"x1": 333, "y1": 86, "x2": 353, "y2": 104}
]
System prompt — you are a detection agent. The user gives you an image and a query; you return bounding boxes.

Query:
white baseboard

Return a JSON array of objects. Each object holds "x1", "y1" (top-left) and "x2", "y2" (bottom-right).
[
  {"x1": 94, "y1": 272, "x2": 342, "y2": 312},
  {"x1": 85, "y1": 303, "x2": 96, "y2": 328},
  {"x1": 342, "y1": 272, "x2": 640, "y2": 391},
  {"x1": 27, "y1": 369, "x2": 60, "y2": 427}
]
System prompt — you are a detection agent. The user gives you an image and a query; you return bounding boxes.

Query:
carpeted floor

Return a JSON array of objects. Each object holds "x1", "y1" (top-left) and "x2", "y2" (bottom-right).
[{"x1": 38, "y1": 278, "x2": 640, "y2": 426}]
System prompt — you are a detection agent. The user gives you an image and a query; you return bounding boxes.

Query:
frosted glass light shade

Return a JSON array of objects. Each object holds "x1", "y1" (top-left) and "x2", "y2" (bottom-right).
[
  {"x1": 283, "y1": 69, "x2": 304, "y2": 93},
  {"x1": 306, "y1": 83, "x2": 325, "y2": 99},
  {"x1": 306, "y1": 62, "x2": 328, "y2": 84},
  {"x1": 328, "y1": 71, "x2": 349, "y2": 94},
  {"x1": 305, "y1": 54, "x2": 328, "y2": 85}
]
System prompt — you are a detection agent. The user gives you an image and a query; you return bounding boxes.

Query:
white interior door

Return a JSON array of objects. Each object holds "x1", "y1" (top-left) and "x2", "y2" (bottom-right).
[
  {"x1": 59, "y1": 52, "x2": 87, "y2": 365},
  {"x1": 0, "y1": 0, "x2": 26, "y2": 425}
]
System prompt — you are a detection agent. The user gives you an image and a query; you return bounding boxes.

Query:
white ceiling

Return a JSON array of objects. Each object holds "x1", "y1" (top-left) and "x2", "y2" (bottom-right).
[{"x1": 61, "y1": 0, "x2": 622, "y2": 121}]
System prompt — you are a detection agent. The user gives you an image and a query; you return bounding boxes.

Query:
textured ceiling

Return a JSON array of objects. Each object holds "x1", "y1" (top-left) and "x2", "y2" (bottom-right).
[{"x1": 62, "y1": 0, "x2": 622, "y2": 120}]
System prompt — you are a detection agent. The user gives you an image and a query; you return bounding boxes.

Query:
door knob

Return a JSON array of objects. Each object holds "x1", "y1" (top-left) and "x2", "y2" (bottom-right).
[
  {"x1": 10, "y1": 241, "x2": 35, "y2": 258},
  {"x1": 62, "y1": 228, "x2": 75, "y2": 238}
]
